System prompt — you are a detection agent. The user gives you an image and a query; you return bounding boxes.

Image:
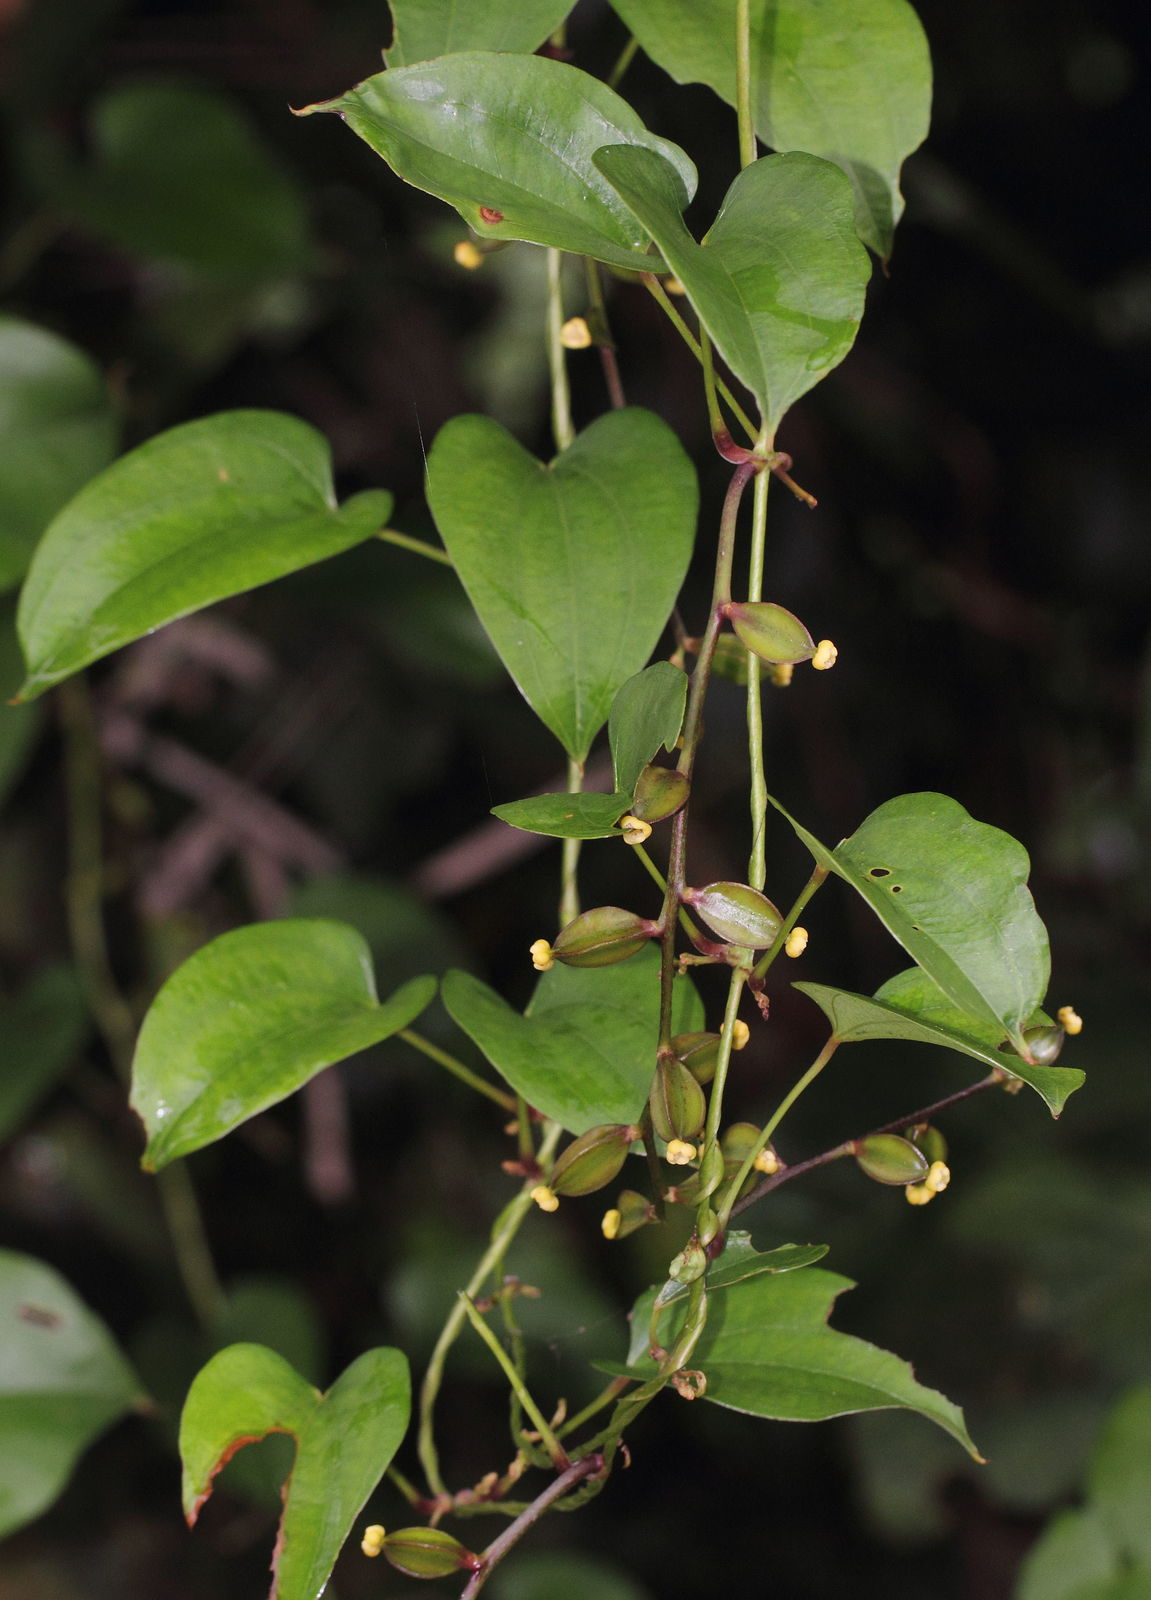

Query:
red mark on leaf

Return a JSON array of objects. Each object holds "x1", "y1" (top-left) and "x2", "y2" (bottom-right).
[
  {"x1": 479, "y1": 207, "x2": 504, "y2": 225},
  {"x1": 186, "y1": 1428, "x2": 296, "y2": 1525},
  {"x1": 17, "y1": 1303, "x2": 60, "y2": 1327}
]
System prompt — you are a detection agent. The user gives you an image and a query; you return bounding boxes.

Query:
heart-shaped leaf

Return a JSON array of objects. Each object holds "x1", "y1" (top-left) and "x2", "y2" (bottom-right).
[
  {"x1": 773, "y1": 792, "x2": 1050, "y2": 1055},
  {"x1": 0, "y1": 316, "x2": 118, "y2": 593},
  {"x1": 609, "y1": 661, "x2": 688, "y2": 793},
  {"x1": 0, "y1": 1250, "x2": 144, "y2": 1538},
  {"x1": 605, "y1": 0, "x2": 931, "y2": 258},
  {"x1": 596, "y1": 146, "x2": 870, "y2": 433},
  {"x1": 17, "y1": 410, "x2": 391, "y2": 700},
  {"x1": 131, "y1": 919, "x2": 435, "y2": 1170},
  {"x1": 627, "y1": 1265, "x2": 980, "y2": 1457},
  {"x1": 796, "y1": 968, "x2": 1084, "y2": 1117},
  {"x1": 384, "y1": 0, "x2": 574, "y2": 67},
  {"x1": 426, "y1": 408, "x2": 697, "y2": 761},
  {"x1": 491, "y1": 792, "x2": 630, "y2": 839},
  {"x1": 181, "y1": 1342, "x2": 409, "y2": 1600},
  {"x1": 441, "y1": 945, "x2": 702, "y2": 1133},
  {"x1": 299, "y1": 54, "x2": 696, "y2": 272}
]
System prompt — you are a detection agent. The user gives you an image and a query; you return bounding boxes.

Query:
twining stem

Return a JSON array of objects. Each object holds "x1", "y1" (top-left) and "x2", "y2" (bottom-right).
[
  {"x1": 629, "y1": 843, "x2": 699, "y2": 939},
  {"x1": 753, "y1": 864, "x2": 829, "y2": 982},
  {"x1": 583, "y1": 257, "x2": 626, "y2": 410},
  {"x1": 557, "y1": 1376, "x2": 632, "y2": 1439},
  {"x1": 547, "y1": 248, "x2": 575, "y2": 453},
  {"x1": 58, "y1": 678, "x2": 224, "y2": 1333},
  {"x1": 419, "y1": 1123, "x2": 563, "y2": 1498},
  {"x1": 717, "y1": 1036, "x2": 841, "y2": 1230},
  {"x1": 459, "y1": 1456, "x2": 604, "y2": 1600},
  {"x1": 735, "y1": 0, "x2": 758, "y2": 170},
  {"x1": 641, "y1": 274, "x2": 758, "y2": 443},
  {"x1": 560, "y1": 757, "x2": 584, "y2": 927},
  {"x1": 398, "y1": 1030, "x2": 516, "y2": 1113},
  {"x1": 702, "y1": 967, "x2": 749, "y2": 1155},
  {"x1": 731, "y1": 1069, "x2": 1005, "y2": 1219},
  {"x1": 745, "y1": 437, "x2": 773, "y2": 891},
  {"x1": 459, "y1": 1294, "x2": 568, "y2": 1468},
  {"x1": 376, "y1": 528, "x2": 453, "y2": 566}
]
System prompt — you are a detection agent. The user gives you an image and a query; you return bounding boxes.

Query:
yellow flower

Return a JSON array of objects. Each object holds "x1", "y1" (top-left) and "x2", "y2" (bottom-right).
[
  {"x1": 530, "y1": 1184, "x2": 559, "y2": 1213},
  {"x1": 754, "y1": 1147, "x2": 780, "y2": 1175},
  {"x1": 723, "y1": 1018, "x2": 750, "y2": 1050},
  {"x1": 601, "y1": 1208, "x2": 622, "y2": 1239},
  {"x1": 925, "y1": 1160, "x2": 951, "y2": 1194},
  {"x1": 811, "y1": 639, "x2": 838, "y2": 671},
  {"x1": 453, "y1": 241, "x2": 484, "y2": 270},
  {"x1": 785, "y1": 926, "x2": 809, "y2": 958},
  {"x1": 620, "y1": 814, "x2": 652, "y2": 846},
  {"x1": 560, "y1": 316, "x2": 593, "y2": 349},
  {"x1": 905, "y1": 1182, "x2": 935, "y2": 1206},
  {"x1": 770, "y1": 662, "x2": 794, "y2": 687},
  {"x1": 361, "y1": 1525, "x2": 386, "y2": 1558},
  {"x1": 530, "y1": 938, "x2": 554, "y2": 971},
  {"x1": 1057, "y1": 1004, "x2": 1083, "y2": 1035},
  {"x1": 665, "y1": 1138, "x2": 697, "y2": 1166}
]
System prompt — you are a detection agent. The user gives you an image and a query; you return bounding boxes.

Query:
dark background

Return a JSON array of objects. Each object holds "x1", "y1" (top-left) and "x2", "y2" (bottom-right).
[{"x1": 0, "y1": 1, "x2": 1148, "y2": 1596}]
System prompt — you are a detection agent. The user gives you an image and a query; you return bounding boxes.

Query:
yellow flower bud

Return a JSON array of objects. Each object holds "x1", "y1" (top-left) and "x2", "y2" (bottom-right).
[
  {"x1": 811, "y1": 639, "x2": 838, "y2": 671},
  {"x1": 785, "y1": 926, "x2": 809, "y2": 958},
  {"x1": 560, "y1": 316, "x2": 593, "y2": 349},
  {"x1": 1057, "y1": 1004, "x2": 1083, "y2": 1035},
  {"x1": 723, "y1": 1018, "x2": 750, "y2": 1050},
  {"x1": 770, "y1": 662, "x2": 794, "y2": 687},
  {"x1": 530, "y1": 938, "x2": 554, "y2": 971},
  {"x1": 453, "y1": 240, "x2": 484, "y2": 270},
  {"x1": 754, "y1": 1147, "x2": 780, "y2": 1175},
  {"x1": 665, "y1": 276, "x2": 687, "y2": 296},
  {"x1": 905, "y1": 1182, "x2": 935, "y2": 1206},
  {"x1": 361, "y1": 1525, "x2": 387, "y2": 1558},
  {"x1": 665, "y1": 1138, "x2": 698, "y2": 1166},
  {"x1": 530, "y1": 1184, "x2": 559, "y2": 1213},
  {"x1": 925, "y1": 1160, "x2": 950, "y2": 1193},
  {"x1": 620, "y1": 814, "x2": 652, "y2": 846},
  {"x1": 601, "y1": 1207, "x2": 622, "y2": 1239}
]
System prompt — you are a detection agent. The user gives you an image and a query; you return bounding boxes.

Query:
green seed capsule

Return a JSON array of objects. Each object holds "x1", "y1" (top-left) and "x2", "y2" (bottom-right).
[
  {"x1": 649, "y1": 1056, "x2": 707, "y2": 1145},
  {"x1": 551, "y1": 905, "x2": 656, "y2": 967},
  {"x1": 671, "y1": 1030, "x2": 722, "y2": 1085},
  {"x1": 1022, "y1": 1024, "x2": 1065, "y2": 1065},
  {"x1": 854, "y1": 1134, "x2": 930, "y2": 1186},
  {"x1": 605, "y1": 1188, "x2": 656, "y2": 1238},
  {"x1": 725, "y1": 601, "x2": 815, "y2": 666},
  {"x1": 382, "y1": 1528, "x2": 481, "y2": 1579},
  {"x1": 682, "y1": 882, "x2": 782, "y2": 948},
  {"x1": 630, "y1": 763, "x2": 690, "y2": 823},
  {"x1": 549, "y1": 1122, "x2": 639, "y2": 1198}
]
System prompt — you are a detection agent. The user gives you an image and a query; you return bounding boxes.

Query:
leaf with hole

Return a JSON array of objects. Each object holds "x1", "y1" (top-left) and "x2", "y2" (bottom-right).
[
  {"x1": 491, "y1": 792, "x2": 630, "y2": 840},
  {"x1": 426, "y1": 408, "x2": 697, "y2": 761},
  {"x1": 795, "y1": 968, "x2": 1084, "y2": 1117},
  {"x1": 301, "y1": 54, "x2": 696, "y2": 271},
  {"x1": 595, "y1": 146, "x2": 870, "y2": 432},
  {"x1": 0, "y1": 1250, "x2": 144, "y2": 1538},
  {"x1": 627, "y1": 1264, "x2": 980, "y2": 1457},
  {"x1": 181, "y1": 1342, "x2": 409, "y2": 1600},
  {"x1": 130, "y1": 919, "x2": 435, "y2": 1170},
  {"x1": 773, "y1": 792, "x2": 1050, "y2": 1054},
  {"x1": 384, "y1": 0, "x2": 574, "y2": 66},
  {"x1": 609, "y1": 661, "x2": 688, "y2": 794},
  {"x1": 17, "y1": 411, "x2": 391, "y2": 699},
  {"x1": 441, "y1": 945, "x2": 702, "y2": 1133},
  {"x1": 0, "y1": 317, "x2": 118, "y2": 593},
  {"x1": 605, "y1": 0, "x2": 931, "y2": 258}
]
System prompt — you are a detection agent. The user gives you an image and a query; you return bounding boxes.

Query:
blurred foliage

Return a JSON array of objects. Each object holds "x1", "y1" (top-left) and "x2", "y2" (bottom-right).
[{"x1": 0, "y1": 0, "x2": 1147, "y2": 1597}]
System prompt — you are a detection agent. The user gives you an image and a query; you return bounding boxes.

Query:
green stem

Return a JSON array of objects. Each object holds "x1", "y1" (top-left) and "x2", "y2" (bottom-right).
[
  {"x1": 399, "y1": 1030, "x2": 516, "y2": 1112},
  {"x1": 607, "y1": 35, "x2": 639, "y2": 91},
  {"x1": 583, "y1": 258, "x2": 626, "y2": 409},
  {"x1": 745, "y1": 438, "x2": 772, "y2": 890},
  {"x1": 702, "y1": 967, "x2": 748, "y2": 1155},
  {"x1": 560, "y1": 757, "x2": 584, "y2": 927},
  {"x1": 58, "y1": 678, "x2": 224, "y2": 1332},
  {"x1": 630, "y1": 843, "x2": 699, "y2": 939},
  {"x1": 418, "y1": 1123, "x2": 562, "y2": 1497},
  {"x1": 376, "y1": 529, "x2": 453, "y2": 566},
  {"x1": 640, "y1": 275, "x2": 757, "y2": 442},
  {"x1": 386, "y1": 1463, "x2": 425, "y2": 1507},
  {"x1": 557, "y1": 1376, "x2": 632, "y2": 1440},
  {"x1": 547, "y1": 248, "x2": 575, "y2": 453},
  {"x1": 459, "y1": 1294, "x2": 568, "y2": 1469},
  {"x1": 735, "y1": 0, "x2": 758, "y2": 169},
  {"x1": 716, "y1": 1035, "x2": 841, "y2": 1230},
  {"x1": 752, "y1": 865, "x2": 829, "y2": 982}
]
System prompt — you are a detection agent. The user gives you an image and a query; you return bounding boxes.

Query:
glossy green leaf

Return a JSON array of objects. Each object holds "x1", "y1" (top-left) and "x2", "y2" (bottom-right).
[
  {"x1": 17, "y1": 411, "x2": 391, "y2": 699},
  {"x1": 301, "y1": 54, "x2": 696, "y2": 271},
  {"x1": 0, "y1": 316, "x2": 117, "y2": 592},
  {"x1": 441, "y1": 945, "x2": 701, "y2": 1133},
  {"x1": 491, "y1": 791, "x2": 630, "y2": 839},
  {"x1": 609, "y1": 662, "x2": 688, "y2": 794},
  {"x1": 795, "y1": 968, "x2": 1084, "y2": 1117},
  {"x1": 654, "y1": 1232, "x2": 829, "y2": 1309},
  {"x1": 596, "y1": 146, "x2": 870, "y2": 432},
  {"x1": 1089, "y1": 1385, "x2": 1151, "y2": 1569},
  {"x1": 426, "y1": 408, "x2": 697, "y2": 761},
  {"x1": 0, "y1": 967, "x2": 88, "y2": 1139},
  {"x1": 37, "y1": 82, "x2": 312, "y2": 277},
  {"x1": 628, "y1": 1265, "x2": 979, "y2": 1456},
  {"x1": 605, "y1": 0, "x2": 931, "y2": 258},
  {"x1": 181, "y1": 1342, "x2": 409, "y2": 1600},
  {"x1": 0, "y1": 1250, "x2": 143, "y2": 1537},
  {"x1": 773, "y1": 792, "x2": 1050, "y2": 1054},
  {"x1": 131, "y1": 919, "x2": 435, "y2": 1170},
  {"x1": 385, "y1": 0, "x2": 574, "y2": 66}
]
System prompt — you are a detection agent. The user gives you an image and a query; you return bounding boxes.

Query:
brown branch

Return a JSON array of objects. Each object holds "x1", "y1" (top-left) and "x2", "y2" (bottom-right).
[{"x1": 458, "y1": 1456, "x2": 603, "y2": 1600}]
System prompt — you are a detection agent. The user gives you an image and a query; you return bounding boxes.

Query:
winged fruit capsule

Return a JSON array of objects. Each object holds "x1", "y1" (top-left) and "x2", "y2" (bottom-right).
[
  {"x1": 682, "y1": 882, "x2": 782, "y2": 948},
  {"x1": 649, "y1": 1056, "x2": 706, "y2": 1147},
  {"x1": 548, "y1": 905, "x2": 658, "y2": 967},
  {"x1": 381, "y1": 1527, "x2": 481, "y2": 1579},
  {"x1": 724, "y1": 601, "x2": 815, "y2": 666},
  {"x1": 854, "y1": 1134, "x2": 930, "y2": 1186},
  {"x1": 549, "y1": 1122, "x2": 640, "y2": 1198}
]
